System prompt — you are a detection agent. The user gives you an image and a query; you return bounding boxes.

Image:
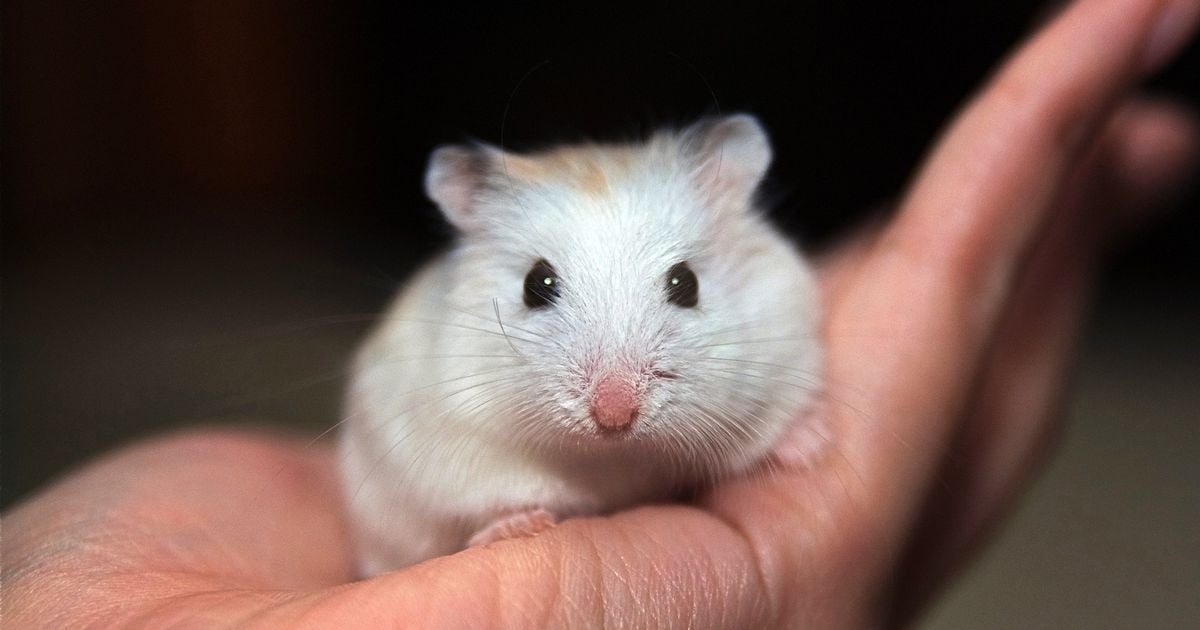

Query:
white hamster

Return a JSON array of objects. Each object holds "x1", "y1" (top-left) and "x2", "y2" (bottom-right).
[{"x1": 339, "y1": 114, "x2": 822, "y2": 575}]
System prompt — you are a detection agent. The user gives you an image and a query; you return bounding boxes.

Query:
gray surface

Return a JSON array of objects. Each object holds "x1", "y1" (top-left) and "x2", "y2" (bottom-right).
[{"x1": 924, "y1": 301, "x2": 1199, "y2": 629}]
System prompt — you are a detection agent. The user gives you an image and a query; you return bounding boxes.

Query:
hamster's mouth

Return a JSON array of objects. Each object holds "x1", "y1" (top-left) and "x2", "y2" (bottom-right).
[
  {"x1": 566, "y1": 419, "x2": 645, "y2": 443},
  {"x1": 593, "y1": 425, "x2": 636, "y2": 440}
]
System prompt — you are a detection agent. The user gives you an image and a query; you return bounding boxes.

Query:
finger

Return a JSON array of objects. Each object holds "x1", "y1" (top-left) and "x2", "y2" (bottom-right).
[
  {"x1": 1, "y1": 431, "x2": 785, "y2": 628},
  {"x1": 3, "y1": 428, "x2": 353, "y2": 609},
  {"x1": 1092, "y1": 98, "x2": 1200, "y2": 231},
  {"x1": 261, "y1": 507, "x2": 780, "y2": 628},
  {"x1": 893, "y1": 97, "x2": 1200, "y2": 618},
  {"x1": 823, "y1": 0, "x2": 1200, "y2": 550},
  {"x1": 812, "y1": 210, "x2": 888, "y2": 304}
]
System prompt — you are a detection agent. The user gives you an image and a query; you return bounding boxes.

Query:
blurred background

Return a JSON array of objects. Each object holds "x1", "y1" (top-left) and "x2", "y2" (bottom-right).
[{"x1": 3, "y1": 2, "x2": 1197, "y2": 626}]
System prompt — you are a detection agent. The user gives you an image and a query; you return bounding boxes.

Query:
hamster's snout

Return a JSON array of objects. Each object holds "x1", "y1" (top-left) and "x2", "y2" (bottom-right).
[{"x1": 590, "y1": 373, "x2": 640, "y2": 432}]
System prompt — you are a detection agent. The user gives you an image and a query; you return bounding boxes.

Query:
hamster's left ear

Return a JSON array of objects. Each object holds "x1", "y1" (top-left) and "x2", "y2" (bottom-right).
[{"x1": 683, "y1": 114, "x2": 772, "y2": 208}]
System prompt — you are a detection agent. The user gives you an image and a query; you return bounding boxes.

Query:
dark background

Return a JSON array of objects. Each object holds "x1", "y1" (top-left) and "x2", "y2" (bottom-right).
[{"x1": 4, "y1": 4, "x2": 1198, "y2": 619}]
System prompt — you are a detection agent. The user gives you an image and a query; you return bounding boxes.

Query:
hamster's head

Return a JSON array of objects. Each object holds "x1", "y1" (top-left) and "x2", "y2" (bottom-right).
[{"x1": 424, "y1": 114, "x2": 820, "y2": 478}]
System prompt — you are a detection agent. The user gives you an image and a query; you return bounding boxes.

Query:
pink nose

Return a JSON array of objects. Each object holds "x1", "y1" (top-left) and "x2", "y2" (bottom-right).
[{"x1": 590, "y1": 373, "x2": 639, "y2": 431}]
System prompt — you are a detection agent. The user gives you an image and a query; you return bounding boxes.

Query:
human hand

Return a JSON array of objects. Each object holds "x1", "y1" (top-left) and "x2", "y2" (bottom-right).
[{"x1": 5, "y1": 0, "x2": 1197, "y2": 626}]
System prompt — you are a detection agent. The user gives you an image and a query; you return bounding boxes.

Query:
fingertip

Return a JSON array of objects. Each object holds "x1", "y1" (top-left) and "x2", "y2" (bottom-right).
[
  {"x1": 1112, "y1": 97, "x2": 1200, "y2": 209},
  {"x1": 1139, "y1": 0, "x2": 1200, "y2": 75}
]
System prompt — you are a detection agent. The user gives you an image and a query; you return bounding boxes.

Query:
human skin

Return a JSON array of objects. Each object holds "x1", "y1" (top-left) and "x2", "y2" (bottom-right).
[{"x1": 4, "y1": 0, "x2": 1198, "y2": 627}]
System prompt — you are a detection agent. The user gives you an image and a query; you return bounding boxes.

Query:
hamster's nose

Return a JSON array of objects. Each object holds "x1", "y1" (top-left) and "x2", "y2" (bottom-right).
[{"x1": 590, "y1": 373, "x2": 640, "y2": 431}]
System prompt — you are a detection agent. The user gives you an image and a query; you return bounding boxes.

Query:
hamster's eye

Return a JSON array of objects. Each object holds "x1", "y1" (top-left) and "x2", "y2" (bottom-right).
[
  {"x1": 523, "y1": 259, "x2": 560, "y2": 308},
  {"x1": 665, "y1": 262, "x2": 698, "y2": 308}
]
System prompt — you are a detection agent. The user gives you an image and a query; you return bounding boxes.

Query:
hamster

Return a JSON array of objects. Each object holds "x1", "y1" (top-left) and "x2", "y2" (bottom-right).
[{"x1": 339, "y1": 114, "x2": 822, "y2": 575}]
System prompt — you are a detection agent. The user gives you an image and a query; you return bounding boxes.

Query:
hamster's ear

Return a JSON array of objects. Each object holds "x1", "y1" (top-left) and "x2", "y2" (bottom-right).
[
  {"x1": 683, "y1": 114, "x2": 772, "y2": 209},
  {"x1": 424, "y1": 145, "x2": 493, "y2": 230}
]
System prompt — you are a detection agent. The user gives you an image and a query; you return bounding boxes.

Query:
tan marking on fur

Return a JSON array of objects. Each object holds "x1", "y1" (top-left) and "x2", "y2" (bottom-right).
[
  {"x1": 498, "y1": 154, "x2": 550, "y2": 181},
  {"x1": 503, "y1": 144, "x2": 640, "y2": 198},
  {"x1": 574, "y1": 159, "x2": 610, "y2": 196}
]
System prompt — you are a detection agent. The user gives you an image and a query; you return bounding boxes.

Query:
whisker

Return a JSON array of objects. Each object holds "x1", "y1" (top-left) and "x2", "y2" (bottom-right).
[
  {"x1": 690, "y1": 364, "x2": 916, "y2": 459},
  {"x1": 182, "y1": 313, "x2": 387, "y2": 348},
  {"x1": 442, "y1": 302, "x2": 548, "y2": 341},
  {"x1": 680, "y1": 336, "x2": 823, "y2": 350},
  {"x1": 356, "y1": 366, "x2": 527, "y2": 437},
  {"x1": 493, "y1": 297, "x2": 524, "y2": 358},
  {"x1": 384, "y1": 316, "x2": 552, "y2": 348},
  {"x1": 689, "y1": 364, "x2": 819, "y2": 393},
  {"x1": 692, "y1": 355, "x2": 823, "y2": 385},
  {"x1": 350, "y1": 373, "x2": 527, "y2": 503}
]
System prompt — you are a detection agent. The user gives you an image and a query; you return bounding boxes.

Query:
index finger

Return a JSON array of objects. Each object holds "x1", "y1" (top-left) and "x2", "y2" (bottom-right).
[{"x1": 828, "y1": 0, "x2": 1199, "y2": 542}]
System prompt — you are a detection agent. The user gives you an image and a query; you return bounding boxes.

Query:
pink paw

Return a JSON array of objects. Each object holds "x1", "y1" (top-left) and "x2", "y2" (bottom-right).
[
  {"x1": 768, "y1": 401, "x2": 831, "y2": 470},
  {"x1": 468, "y1": 508, "x2": 557, "y2": 547}
]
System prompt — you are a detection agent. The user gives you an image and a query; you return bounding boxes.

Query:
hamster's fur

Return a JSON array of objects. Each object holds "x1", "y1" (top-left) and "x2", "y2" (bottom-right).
[{"x1": 340, "y1": 114, "x2": 821, "y2": 575}]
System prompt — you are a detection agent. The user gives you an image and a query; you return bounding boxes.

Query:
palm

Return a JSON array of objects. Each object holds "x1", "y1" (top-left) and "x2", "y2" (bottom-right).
[{"x1": 6, "y1": 1, "x2": 1196, "y2": 627}]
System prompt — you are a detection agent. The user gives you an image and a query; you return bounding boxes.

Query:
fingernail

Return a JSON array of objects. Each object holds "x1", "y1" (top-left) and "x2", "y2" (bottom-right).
[{"x1": 1141, "y1": 0, "x2": 1200, "y2": 75}]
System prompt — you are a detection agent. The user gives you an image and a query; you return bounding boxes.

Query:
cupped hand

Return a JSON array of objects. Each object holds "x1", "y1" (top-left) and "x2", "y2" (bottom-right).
[{"x1": 5, "y1": 0, "x2": 1198, "y2": 627}]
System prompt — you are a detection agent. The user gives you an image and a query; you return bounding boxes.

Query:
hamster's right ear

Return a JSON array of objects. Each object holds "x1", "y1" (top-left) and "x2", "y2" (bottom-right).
[
  {"x1": 425, "y1": 145, "x2": 491, "y2": 230},
  {"x1": 681, "y1": 114, "x2": 772, "y2": 211}
]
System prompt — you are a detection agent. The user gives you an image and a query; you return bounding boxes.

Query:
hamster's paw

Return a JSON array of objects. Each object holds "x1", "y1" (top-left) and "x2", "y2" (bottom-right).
[
  {"x1": 768, "y1": 400, "x2": 831, "y2": 470},
  {"x1": 468, "y1": 508, "x2": 558, "y2": 547}
]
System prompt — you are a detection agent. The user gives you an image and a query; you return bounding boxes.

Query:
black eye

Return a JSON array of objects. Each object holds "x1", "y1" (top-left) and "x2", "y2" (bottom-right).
[
  {"x1": 523, "y1": 259, "x2": 560, "y2": 308},
  {"x1": 665, "y1": 262, "x2": 698, "y2": 308}
]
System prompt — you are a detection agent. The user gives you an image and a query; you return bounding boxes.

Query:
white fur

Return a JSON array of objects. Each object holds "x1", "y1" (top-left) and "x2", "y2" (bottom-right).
[{"x1": 340, "y1": 115, "x2": 822, "y2": 574}]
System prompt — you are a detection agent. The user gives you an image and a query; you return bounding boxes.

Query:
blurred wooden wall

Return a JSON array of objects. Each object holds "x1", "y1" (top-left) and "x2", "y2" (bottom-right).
[{"x1": 4, "y1": 1, "x2": 365, "y2": 214}]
